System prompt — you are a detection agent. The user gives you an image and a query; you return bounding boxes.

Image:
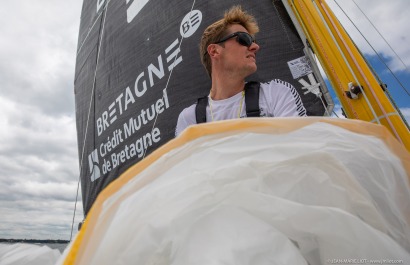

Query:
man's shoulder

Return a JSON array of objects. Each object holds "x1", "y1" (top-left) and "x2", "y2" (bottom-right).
[
  {"x1": 180, "y1": 102, "x2": 197, "y2": 116},
  {"x1": 260, "y1": 79, "x2": 294, "y2": 89},
  {"x1": 258, "y1": 80, "x2": 297, "y2": 98},
  {"x1": 175, "y1": 102, "x2": 198, "y2": 136}
]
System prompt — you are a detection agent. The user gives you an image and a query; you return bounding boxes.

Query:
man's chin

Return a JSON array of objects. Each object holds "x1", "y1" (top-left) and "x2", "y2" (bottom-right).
[
  {"x1": 247, "y1": 65, "x2": 257, "y2": 75},
  {"x1": 240, "y1": 65, "x2": 257, "y2": 78}
]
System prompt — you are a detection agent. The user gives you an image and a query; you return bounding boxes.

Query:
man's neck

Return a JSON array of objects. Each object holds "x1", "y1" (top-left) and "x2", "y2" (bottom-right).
[{"x1": 209, "y1": 74, "x2": 245, "y2": 100}]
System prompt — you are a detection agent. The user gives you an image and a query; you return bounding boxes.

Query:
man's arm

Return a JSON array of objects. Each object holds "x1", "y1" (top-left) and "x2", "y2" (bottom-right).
[{"x1": 262, "y1": 80, "x2": 307, "y2": 117}]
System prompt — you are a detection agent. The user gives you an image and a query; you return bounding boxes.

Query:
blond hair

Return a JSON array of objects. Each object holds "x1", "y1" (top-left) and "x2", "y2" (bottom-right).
[{"x1": 199, "y1": 6, "x2": 259, "y2": 77}]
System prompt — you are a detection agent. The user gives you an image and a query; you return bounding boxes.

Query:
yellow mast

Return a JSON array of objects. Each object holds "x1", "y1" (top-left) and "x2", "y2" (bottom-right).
[{"x1": 283, "y1": 0, "x2": 410, "y2": 152}]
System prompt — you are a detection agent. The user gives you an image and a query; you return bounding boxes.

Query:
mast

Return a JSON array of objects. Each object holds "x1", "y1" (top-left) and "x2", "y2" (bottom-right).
[{"x1": 282, "y1": 0, "x2": 410, "y2": 151}]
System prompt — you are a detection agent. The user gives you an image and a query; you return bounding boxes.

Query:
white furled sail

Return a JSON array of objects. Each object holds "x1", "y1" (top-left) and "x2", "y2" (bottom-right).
[
  {"x1": 61, "y1": 118, "x2": 410, "y2": 264},
  {"x1": 0, "y1": 243, "x2": 60, "y2": 265}
]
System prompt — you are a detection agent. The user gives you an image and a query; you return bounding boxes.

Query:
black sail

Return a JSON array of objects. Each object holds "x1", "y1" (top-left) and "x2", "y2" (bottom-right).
[{"x1": 74, "y1": 0, "x2": 331, "y2": 215}]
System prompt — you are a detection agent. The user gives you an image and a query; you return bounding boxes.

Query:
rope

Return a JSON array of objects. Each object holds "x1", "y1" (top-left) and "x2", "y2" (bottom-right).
[{"x1": 70, "y1": 0, "x2": 110, "y2": 242}]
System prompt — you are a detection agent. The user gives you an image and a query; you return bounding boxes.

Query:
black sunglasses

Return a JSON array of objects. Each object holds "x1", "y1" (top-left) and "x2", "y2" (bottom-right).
[{"x1": 214, "y1": 32, "x2": 256, "y2": 47}]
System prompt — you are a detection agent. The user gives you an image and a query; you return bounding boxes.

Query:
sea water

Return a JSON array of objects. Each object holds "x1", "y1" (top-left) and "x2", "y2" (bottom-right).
[
  {"x1": 1, "y1": 242, "x2": 68, "y2": 253},
  {"x1": 0, "y1": 242, "x2": 63, "y2": 265},
  {"x1": 44, "y1": 243, "x2": 68, "y2": 253}
]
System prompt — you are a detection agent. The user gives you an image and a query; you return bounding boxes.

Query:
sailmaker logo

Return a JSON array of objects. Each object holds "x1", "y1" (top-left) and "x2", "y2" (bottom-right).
[
  {"x1": 97, "y1": 0, "x2": 151, "y2": 23},
  {"x1": 126, "y1": 0, "x2": 202, "y2": 26},
  {"x1": 126, "y1": 0, "x2": 151, "y2": 23},
  {"x1": 89, "y1": 5, "x2": 202, "y2": 181},
  {"x1": 88, "y1": 149, "x2": 101, "y2": 182},
  {"x1": 180, "y1": 10, "x2": 202, "y2": 38},
  {"x1": 96, "y1": 0, "x2": 203, "y2": 28}
]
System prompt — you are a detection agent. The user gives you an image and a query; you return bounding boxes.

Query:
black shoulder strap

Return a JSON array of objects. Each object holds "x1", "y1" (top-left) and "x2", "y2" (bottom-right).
[
  {"x1": 195, "y1": 82, "x2": 260, "y2": 123},
  {"x1": 195, "y1": 96, "x2": 208, "y2": 124},
  {"x1": 244, "y1": 81, "x2": 260, "y2": 117}
]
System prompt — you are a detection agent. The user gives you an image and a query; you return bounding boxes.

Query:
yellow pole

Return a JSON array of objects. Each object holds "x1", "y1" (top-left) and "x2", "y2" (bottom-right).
[{"x1": 284, "y1": 0, "x2": 410, "y2": 152}]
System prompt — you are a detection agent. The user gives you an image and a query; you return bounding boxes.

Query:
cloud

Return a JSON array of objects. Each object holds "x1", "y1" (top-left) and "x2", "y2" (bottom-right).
[
  {"x1": 327, "y1": 0, "x2": 410, "y2": 73},
  {"x1": 0, "y1": 1, "x2": 80, "y2": 116},
  {"x1": 0, "y1": 96, "x2": 78, "y2": 181},
  {"x1": 400, "y1": 108, "x2": 410, "y2": 124},
  {"x1": 0, "y1": 199, "x2": 83, "y2": 240},
  {"x1": 0, "y1": 92, "x2": 83, "y2": 239},
  {"x1": 0, "y1": 0, "x2": 84, "y2": 240}
]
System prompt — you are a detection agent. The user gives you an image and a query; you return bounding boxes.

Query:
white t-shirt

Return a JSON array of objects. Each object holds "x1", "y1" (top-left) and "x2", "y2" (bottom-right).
[{"x1": 175, "y1": 79, "x2": 307, "y2": 136}]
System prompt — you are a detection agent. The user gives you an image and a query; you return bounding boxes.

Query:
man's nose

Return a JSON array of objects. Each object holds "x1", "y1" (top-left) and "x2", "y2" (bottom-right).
[{"x1": 249, "y1": 42, "x2": 260, "y2": 52}]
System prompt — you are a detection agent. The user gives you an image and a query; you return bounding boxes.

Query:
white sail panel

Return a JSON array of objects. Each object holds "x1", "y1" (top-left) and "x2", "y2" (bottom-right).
[
  {"x1": 0, "y1": 243, "x2": 60, "y2": 265},
  {"x1": 61, "y1": 118, "x2": 410, "y2": 264}
]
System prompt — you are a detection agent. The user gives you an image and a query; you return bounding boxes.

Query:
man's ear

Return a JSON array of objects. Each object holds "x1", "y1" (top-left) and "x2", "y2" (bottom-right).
[{"x1": 207, "y1": 44, "x2": 220, "y2": 58}]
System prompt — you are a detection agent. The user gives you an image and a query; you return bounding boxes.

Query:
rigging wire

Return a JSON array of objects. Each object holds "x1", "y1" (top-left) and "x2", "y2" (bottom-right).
[
  {"x1": 291, "y1": 0, "x2": 360, "y2": 119},
  {"x1": 333, "y1": 0, "x2": 410, "y2": 130},
  {"x1": 278, "y1": 2, "x2": 334, "y2": 116},
  {"x1": 318, "y1": 1, "x2": 403, "y2": 144},
  {"x1": 70, "y1": 0, "x2": 197, "y2": 239},
  {"x1": 352, "y1": 0, "x2": 409, "y2": 72},
  {"x1": 76, "y1": 10, "x2": 105, "y2": 56},
  {"x1": 311, "y1": 1, "x2": 380, "y2": 123},
  {"x1": 333, "y1": 0, "x2": 410, "y2": 98},
  {"x1": 310, "y1": 53, "x2": 334, "y2": 116},
  {"x1": 142, "y1": 0, "x2": 197, "y2": 159},
  {"x1": 69, "y1": 0, "x2": 110, "y2": 242},
  {"x1": 318, "y1": 95, "x2": 331, "y2": 116}
]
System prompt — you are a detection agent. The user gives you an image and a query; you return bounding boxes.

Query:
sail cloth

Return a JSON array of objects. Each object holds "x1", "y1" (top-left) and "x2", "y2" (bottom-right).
[
  {"x1": 74, "y1": 0, "x2": 332, "y2": 215},
  {"x1": 0, "y1": 243, "x2": 60, "y2": 265},
  {"x1": 60, "y1": 118, "x2": 410, "y2": 265}
]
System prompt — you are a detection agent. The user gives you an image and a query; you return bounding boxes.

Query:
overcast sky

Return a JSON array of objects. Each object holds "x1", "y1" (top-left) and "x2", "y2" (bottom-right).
[
  {"x1": 0, "y1": 0, "x2": 409, "y2": 241},
  {"x1": 0, "y1": 0, "x2": 83, "y2": 240}
]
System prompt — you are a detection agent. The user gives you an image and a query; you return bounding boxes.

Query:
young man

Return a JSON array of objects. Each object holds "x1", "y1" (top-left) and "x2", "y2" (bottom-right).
[{"x1": 175, "y1": 6, "x2": 306, "y2": 136}]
